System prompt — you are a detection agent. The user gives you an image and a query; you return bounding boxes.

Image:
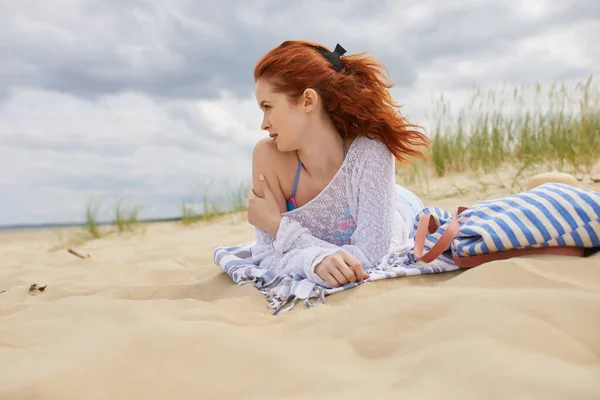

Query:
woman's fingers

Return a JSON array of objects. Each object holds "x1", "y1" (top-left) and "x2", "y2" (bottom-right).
[
  {"x1": 338, "y1": 263, "x2": 358, "y2": 283},
  {"x1": 315, "y1": 251, "x2": 370, "y2": 288},
  {"x1": 323, "y1": 272, "x2": 340, "y2": 288},
  {"x1": 340, "y1": 252, "x2": 366, "y2": 281},
  {"x1": 329, "y1": 267, "x2": 348, "y2": 287}
]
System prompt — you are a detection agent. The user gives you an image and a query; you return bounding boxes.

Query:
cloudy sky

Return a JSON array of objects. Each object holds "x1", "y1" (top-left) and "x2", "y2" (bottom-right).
[{"x1": 1, "y1": 0, "x2": 599, "y2": 226}]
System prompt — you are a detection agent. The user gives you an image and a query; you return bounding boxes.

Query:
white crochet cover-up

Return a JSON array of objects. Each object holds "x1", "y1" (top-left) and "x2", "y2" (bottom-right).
[{"x1": 250, "y1": 135, "x2": 418, "y2": 288}]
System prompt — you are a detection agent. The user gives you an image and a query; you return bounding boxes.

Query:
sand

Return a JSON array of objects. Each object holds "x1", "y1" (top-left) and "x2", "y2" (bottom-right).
[{"x1": 1, "y1": 173, "x2": 600, "y2": 399}]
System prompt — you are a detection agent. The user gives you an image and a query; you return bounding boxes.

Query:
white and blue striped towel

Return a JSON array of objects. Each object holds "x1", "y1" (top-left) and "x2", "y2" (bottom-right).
[{"x1": 213, "y1": 242, "x2": 458, "y2": 314}]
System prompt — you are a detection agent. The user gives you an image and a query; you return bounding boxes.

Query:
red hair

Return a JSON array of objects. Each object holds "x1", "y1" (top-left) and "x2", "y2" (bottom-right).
[{"x1": 253, "y1": 40, "x2": 430, "y2": 163}]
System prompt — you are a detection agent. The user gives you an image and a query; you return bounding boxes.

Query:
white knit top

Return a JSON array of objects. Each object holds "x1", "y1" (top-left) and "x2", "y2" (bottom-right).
[{"x1": 250, "y1": 135, "x2": 414, "y2": 287}]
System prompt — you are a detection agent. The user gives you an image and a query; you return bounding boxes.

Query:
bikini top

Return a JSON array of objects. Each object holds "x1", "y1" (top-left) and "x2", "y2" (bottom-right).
[{"x1": 286, "y1": 137, "x2": 348, "y2": 211}]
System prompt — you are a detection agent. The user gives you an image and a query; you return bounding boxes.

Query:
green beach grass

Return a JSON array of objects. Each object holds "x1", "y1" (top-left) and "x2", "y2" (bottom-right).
[
  {"x1": 397, "y1": 76, "x2": 599, "y2": 191},
  {"x1": 51, "y1": 181, "x2": 251, "y2": 251},
  {"x1": 50, "y1": 196, "x2": 145, "y2": 250}
]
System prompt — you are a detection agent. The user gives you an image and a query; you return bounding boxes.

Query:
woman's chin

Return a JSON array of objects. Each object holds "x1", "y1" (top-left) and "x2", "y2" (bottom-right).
[
  {"x1": 274, "y1": 139, "x2": 287, "y2": 152},
  {"x1": 273, "y1": 138, "x2": 294, "y2": 153}
]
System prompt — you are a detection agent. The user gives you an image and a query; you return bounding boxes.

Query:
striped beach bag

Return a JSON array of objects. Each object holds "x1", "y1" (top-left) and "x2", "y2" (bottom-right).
[{"x1": 414, "y1": 183, "x2": 600, "y2": 268}]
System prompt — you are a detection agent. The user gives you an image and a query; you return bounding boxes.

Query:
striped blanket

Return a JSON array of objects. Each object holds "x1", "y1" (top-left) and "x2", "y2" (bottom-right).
[{"x1": 213, "y1": 242, "x2": 458, "y2": 314}]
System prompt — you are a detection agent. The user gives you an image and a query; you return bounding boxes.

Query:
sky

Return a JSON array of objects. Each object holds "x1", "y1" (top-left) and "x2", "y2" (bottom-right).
[{"x1": 1, "y1": 0, "x2": 599, "y2": 226}]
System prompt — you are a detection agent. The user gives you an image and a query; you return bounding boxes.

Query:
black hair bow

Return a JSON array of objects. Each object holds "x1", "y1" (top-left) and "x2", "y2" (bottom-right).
[{"x1": 318, "y1": 43, "x2": 347, "y2": 72}]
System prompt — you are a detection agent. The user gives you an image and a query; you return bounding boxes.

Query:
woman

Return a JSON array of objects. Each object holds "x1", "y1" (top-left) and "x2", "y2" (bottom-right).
[{"x1": 246, "y1": 40, "x2": 428, "y2": 289}]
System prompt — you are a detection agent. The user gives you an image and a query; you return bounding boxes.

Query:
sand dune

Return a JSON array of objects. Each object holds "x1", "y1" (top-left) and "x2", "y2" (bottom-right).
[{"x1": 1, "y1": 174, "x2": 599, "y2": 399}]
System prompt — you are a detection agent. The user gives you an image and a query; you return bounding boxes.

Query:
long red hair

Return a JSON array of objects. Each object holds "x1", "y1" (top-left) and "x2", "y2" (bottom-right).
[{"x1": 253, "y1": 40, "x2": 430, "y2": 163}]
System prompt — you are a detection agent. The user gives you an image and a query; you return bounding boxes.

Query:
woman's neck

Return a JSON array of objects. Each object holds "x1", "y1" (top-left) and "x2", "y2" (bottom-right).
[{"x1": 296, "y1": 123, "x2": 348, "y2": 182}]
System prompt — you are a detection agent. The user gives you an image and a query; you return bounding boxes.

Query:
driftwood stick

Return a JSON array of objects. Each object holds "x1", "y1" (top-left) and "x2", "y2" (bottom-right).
[{"x1": 67, "y1": 248, "x2": 90, "y2": 259}]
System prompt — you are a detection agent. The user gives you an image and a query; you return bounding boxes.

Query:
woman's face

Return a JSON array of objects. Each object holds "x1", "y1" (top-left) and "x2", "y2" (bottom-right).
[{"x1": 255, "y1": 79, "x2": 309, "y2": 152}]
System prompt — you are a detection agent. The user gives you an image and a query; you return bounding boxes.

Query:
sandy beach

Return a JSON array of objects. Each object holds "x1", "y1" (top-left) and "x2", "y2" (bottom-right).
[{"x1": 2, "y1": 172, "x2": 600, "y2": 399}]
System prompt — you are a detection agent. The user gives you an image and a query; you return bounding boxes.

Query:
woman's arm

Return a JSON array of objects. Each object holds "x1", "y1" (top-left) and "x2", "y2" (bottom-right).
[
  {"x1": 251, "y1": 138, "x2": 290, "y2": 215},
  {"x1": 251, "y1": 224, "x2": 342, "y2": 286}
]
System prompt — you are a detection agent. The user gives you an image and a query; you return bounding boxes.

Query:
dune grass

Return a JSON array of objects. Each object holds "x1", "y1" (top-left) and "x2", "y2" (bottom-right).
[
  {"x1": 84, "y1": 196, "x2": 103, "y2": 239},
  {"x1": 398, "y1": 76, "x2": 600, "y2": 192},
  {"x1": 113, "y1": 198, "x2": 143, "y2": 233},
  {"x1": 50, "y1": 196, "x2": 144, "y2": 251},
  {"x1": 180, "y1": 195, "x2": 220, "y2": 225},
  {"x1": 83, "y1": 196, "x2": 143, "y2": 238},
  {"x1": 51, "y1": 179, "x2": 252, "y2": 251},
  {"x1": 181, "y1": 181, "x2": 250, "y2": 226}
]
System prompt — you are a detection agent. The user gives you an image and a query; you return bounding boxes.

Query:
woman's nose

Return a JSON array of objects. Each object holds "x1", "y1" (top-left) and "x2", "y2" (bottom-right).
[{"x1": 261, "y1": 116, "x2": 270, "y2": 131}]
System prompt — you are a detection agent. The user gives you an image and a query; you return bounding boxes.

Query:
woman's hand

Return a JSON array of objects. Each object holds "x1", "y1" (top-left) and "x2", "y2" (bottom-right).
[
  {"x1": 315, "y1": 251, "x2": 370, "y2": 288},
  {"x1": 246, "y1": 174, "x2": 282, "y2": 237}
]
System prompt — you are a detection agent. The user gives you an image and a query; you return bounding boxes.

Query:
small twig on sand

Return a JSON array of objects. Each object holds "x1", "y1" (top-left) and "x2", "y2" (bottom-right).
[{"x1": 67, "y1": 248, "x2": 91, "y2": 259}]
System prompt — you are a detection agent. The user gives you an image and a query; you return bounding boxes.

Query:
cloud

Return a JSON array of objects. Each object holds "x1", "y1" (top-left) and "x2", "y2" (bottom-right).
[
  {"x1": 4, "y1": 0, "x2": 598, "y2": 101},
  {"x1": 1, "y1": 0, "x2": 417, "y2": 101},
  {"x1": 0, "y1": 89, "x2": 260, "y2": 224}
]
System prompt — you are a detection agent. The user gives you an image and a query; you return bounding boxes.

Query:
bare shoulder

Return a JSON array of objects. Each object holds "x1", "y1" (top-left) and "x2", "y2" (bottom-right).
[
  {"x1": 252, "y1": 138, "x2": 296, "y2": 163},
  {"x1": 251, "y1": 138, "x2": 299, "y2": 210}
]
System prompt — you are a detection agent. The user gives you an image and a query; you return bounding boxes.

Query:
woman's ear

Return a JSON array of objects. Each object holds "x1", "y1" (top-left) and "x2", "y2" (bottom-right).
[{"x1": 301, "y1": 88, "x2": 319, "y2": 113}]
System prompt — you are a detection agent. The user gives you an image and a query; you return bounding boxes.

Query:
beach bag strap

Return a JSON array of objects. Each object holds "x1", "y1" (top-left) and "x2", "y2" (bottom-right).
[{"x1": 414, "y1": 207, "x2": 465, "y2": 262}]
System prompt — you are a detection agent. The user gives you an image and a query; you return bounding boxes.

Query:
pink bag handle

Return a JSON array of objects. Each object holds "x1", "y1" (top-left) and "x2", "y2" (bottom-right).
[{"x1": 414, "y1": 208, "x2": 464, "y2": 263}]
